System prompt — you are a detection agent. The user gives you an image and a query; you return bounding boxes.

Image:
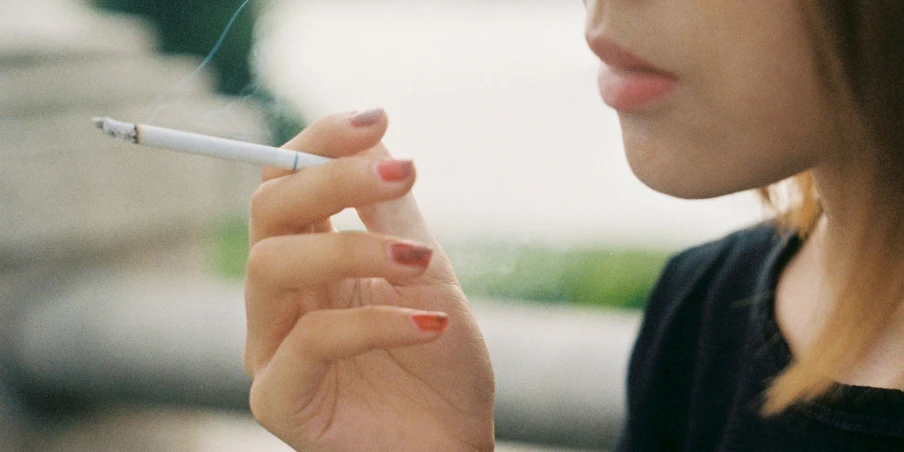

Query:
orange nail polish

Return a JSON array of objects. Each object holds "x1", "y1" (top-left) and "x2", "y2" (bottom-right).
[
  {"x1": 411, "y1": 313, "x2": 449, "y2": 332},
  {"x1": 375, "y1": 160, "x2": 414, "y2": 182}
]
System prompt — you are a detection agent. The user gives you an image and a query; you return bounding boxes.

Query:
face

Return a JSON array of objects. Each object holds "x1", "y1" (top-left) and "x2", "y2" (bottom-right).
[{"x1": 584, "y1": 0, "x2": 839, "y2": 199}]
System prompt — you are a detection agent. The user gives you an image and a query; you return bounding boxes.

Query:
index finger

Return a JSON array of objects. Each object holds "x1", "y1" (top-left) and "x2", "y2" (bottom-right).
[{"x1": 264, "y1": 108, "x2": 389, "y2": 182}]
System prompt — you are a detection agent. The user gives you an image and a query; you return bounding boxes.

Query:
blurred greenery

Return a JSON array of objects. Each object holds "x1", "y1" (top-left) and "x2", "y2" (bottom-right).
[
  {"x1": 209, "y1": 216, "x2": 252, "y2": 280},
  {"x1": 209, "y1": 217, "x2": 670, "y2": 310},
  {"x1": 448, "y1": 244, "x2": 669, "y2": 310},
  {"x1": 93, "y1": 0, "x2": 256, "y2": 95}
]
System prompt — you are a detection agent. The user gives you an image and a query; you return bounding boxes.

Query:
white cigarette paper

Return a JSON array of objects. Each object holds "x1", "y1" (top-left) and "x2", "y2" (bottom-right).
[{"x1": 92, "y1": 117, "x2": 330, "y2": 171}]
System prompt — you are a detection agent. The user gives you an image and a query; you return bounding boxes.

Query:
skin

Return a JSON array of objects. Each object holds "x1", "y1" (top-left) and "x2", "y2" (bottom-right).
[
  {"x1": 584, "y1": 0, "x2": 835, "y2": 199},
  {"x1": 246, "y1": 0, "x2": 904, "y2": 450},
  {"x1": 583, "y1": 0, "x2": 904, "y2": 388},
  {"x1": 244, "y1": 111, "x2": 495, "y2": 451}
]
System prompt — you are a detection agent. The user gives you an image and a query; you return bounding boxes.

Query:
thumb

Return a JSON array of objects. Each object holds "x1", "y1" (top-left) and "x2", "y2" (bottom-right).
[{"x1": 357, "y1": 143, "x2": 437, "y2": 245}]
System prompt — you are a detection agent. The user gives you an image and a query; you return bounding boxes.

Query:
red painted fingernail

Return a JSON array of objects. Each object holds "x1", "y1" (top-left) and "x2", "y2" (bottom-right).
[
  {"x1": 374, "y1": 160, "x2": 414, "y2": 182},
  {"x1": 349, "y1": 108, "x2": 384, "y2": 127},
  {"x1": 389, "y1": 242, "x2": 433, "y2": 267},
  {"x1": 411, "y1": 312, "x2": 449, "y2": 332}
]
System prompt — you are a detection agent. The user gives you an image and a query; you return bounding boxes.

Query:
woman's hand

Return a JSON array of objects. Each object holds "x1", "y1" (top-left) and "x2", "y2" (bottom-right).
[{"x1": 243, "y1": 109, "x2": 495, "y2": 451}]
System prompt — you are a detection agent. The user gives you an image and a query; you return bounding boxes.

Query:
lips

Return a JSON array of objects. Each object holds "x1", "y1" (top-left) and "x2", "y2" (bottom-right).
[
  {"x1": 586, "y1": 34, "x2": 678, "y2": 112},
  {"x1": 597, "y1": 67, "x2": 677, "y2": 112}
]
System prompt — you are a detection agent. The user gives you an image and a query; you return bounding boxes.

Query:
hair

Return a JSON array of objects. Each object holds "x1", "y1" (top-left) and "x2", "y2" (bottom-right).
[{"x1": 758, "y1": 0, "x2": 904, "y2": 414}]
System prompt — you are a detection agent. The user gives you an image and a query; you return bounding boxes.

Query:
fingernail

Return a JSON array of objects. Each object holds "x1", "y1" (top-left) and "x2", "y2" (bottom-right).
[
  {"x1": 389, "y1": 242, "x2": 433, "y2": 268},
  {"x1": 374, "y1": 159, "x2": 414, "y2": 182},
  {"x1": 349, "y1": 108, "x2": 384, "y2": 127},
  {"x1": 411, "y1": 312, "x2": 449, "y2": 332}
]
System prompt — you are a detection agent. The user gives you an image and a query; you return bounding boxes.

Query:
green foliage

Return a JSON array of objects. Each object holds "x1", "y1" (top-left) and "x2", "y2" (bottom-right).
[
  {"x1": 450, "y1": 246, "x2": 670, "y2": 310},
  {"x1": 209, "y1": 216, "x2": 250, "y2": 280},
  {"x1": 209, "y1": 218, "x2": 670, "y2": 310}
]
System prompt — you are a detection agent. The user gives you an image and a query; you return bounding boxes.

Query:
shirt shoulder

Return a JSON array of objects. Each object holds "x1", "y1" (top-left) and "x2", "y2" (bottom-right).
[
  {"x1": 617, "y1": 221, "x2": 791, "y2": 451},
  {"x1": 659, "y1": 221, "x2": 784, "y2": 300},
  {"x1": 618, "y1": 221, "x2": 904, "y2": 451},
  {"x1": 640, "y1": 221, "x2": 785, "y2": 341}
]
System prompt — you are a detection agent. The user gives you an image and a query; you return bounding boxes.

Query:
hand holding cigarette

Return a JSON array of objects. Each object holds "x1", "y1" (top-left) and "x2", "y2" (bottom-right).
[{"x1": 225, "y1": 109, "x2": 493, "y2": 450}]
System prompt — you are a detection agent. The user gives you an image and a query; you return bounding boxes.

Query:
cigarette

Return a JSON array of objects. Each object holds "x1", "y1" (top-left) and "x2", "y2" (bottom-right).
[{"x1": 92, "y1": 117, "x2": 331, "y2": 171}]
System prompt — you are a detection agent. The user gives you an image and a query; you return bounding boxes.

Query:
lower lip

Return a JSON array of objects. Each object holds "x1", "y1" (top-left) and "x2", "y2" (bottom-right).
[{"x1": 598, "y1": 65, "x2": 677, "y2": 112}]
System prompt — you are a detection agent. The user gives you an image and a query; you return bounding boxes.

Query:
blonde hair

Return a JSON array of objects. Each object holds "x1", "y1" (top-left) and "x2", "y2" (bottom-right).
[{"x1": 758, "y1": 0, "x2": 904, "y2": 414}]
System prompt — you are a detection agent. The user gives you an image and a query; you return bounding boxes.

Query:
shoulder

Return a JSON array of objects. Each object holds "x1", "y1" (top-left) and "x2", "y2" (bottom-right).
[
  {"x1": 628, "y1": 220, "x2": 790, "y2": 395},
  {"x1": 661, "y1": 221, "x2": 784, "y2": 298},
  {"x1": 617, "y1": 221, "x2": 792, "y2": 450},
  {"x1": 630, "y1": 220, "x2": 789, "y2": 368}
]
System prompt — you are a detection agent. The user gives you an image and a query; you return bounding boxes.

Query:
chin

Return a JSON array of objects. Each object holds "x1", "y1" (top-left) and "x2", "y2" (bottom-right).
[
  {"x1": 623, "y1": 142, "x2": 779, "y2": 201},
  {"x1": 622, "y1": 144, "x2": 730, "y2": 200},
  {"x1": 631, "y1": 165, "x2": 733, "y2": 200},
  {"x1": 620, "y1": 127, "x2": 816, "y2": 201}
]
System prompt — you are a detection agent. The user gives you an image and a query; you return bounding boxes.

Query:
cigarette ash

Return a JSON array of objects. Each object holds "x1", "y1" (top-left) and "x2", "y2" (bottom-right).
[{"x1": 92, "y1": 117, "x2": 138, "y2": 142}]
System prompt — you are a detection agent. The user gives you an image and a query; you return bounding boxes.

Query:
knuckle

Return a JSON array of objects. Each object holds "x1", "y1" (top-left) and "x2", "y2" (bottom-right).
[
  {"x1": 284, "y1": 115, "x2": 343, "y2": 154},
  {"x1": 335, "y1": 232, "x2": 358, "y2": 258},
  {"x1": 327, "y1": 158, "x2": 375, "y2": 207},
  {"x1": 249, "y1": 178, "x2": 280, "y2": 220},
  {"x1": 336, "y1": 232, "x2": 373, "y2": 268},
  {"x1": 324, "y1": 161, "x2": 352, "y2": 202},
  {"x1": 245, "y1": 237, "x2": 280, "y2": 285},
  {"x1": 356, "y1": 305, "x2": 388, "y2": 344},
  {"x1": 294, "y1": 313, "x2": 327, "y2": 357},
  {"x1": 248, "y1": 382, "x2": 273, "y2": 426}
]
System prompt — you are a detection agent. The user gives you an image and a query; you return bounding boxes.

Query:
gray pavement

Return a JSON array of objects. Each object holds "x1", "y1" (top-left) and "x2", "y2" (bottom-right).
[
  {"x1": 26, "y1": 405, "x2": 601, "y2": 452},
  {"x1": 10, "y1": 271, "x2": 638, "y2": 450}
]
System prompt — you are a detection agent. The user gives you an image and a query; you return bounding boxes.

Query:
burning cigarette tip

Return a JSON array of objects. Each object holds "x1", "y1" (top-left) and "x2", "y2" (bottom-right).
[{"x1": 92, "y1": 116, "x2": 138, "y2": 142}]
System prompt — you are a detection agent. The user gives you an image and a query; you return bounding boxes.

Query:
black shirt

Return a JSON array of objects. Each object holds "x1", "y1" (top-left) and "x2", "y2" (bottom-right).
[{"x1": 617, "y1": 222, "x2": 904, "y2": 451}]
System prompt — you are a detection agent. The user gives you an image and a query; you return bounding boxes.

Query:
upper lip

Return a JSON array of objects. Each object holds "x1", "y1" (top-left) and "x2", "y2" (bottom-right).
[{"x1": 585, "y1": 32, "x2": 675, "y2": 77}]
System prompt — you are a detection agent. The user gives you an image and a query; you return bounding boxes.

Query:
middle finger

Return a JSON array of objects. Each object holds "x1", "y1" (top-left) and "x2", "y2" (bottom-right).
[{"x1": 249, "y1": 155, "x2": 416, "y2": 244}]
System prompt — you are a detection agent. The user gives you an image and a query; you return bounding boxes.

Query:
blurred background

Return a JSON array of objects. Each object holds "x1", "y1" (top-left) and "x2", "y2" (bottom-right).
[{"x1": 0, "y1": 0, "x2": 765, "y2": 450}]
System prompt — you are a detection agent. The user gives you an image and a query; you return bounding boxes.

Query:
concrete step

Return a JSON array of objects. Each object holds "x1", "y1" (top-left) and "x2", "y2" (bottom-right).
[
  {"x1": 21, "y1": 405, "x2": 600, "y2": 452},
  {"x1": 0, "y1": 99, "x2": 267, "y2": 263},
  {"x1": 8, "y1": 271, "x2": 638, "y2": 449},
  {"x1": 0, "y1": 0, "x2": 155, "y2": 64},
  {"x1": 0, "y1": 54, "x2": 217, "y2": 115}
]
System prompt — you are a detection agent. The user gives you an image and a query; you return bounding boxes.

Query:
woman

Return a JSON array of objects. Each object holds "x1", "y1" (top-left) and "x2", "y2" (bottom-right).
[{"x1": 242, "y1": 0, "x2": 904, "y2": 450}]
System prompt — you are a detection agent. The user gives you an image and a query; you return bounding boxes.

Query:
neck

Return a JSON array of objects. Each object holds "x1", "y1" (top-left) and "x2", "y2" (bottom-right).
[{"x1": 802, "y1": 155, "x2": 904, "y2": 388}]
